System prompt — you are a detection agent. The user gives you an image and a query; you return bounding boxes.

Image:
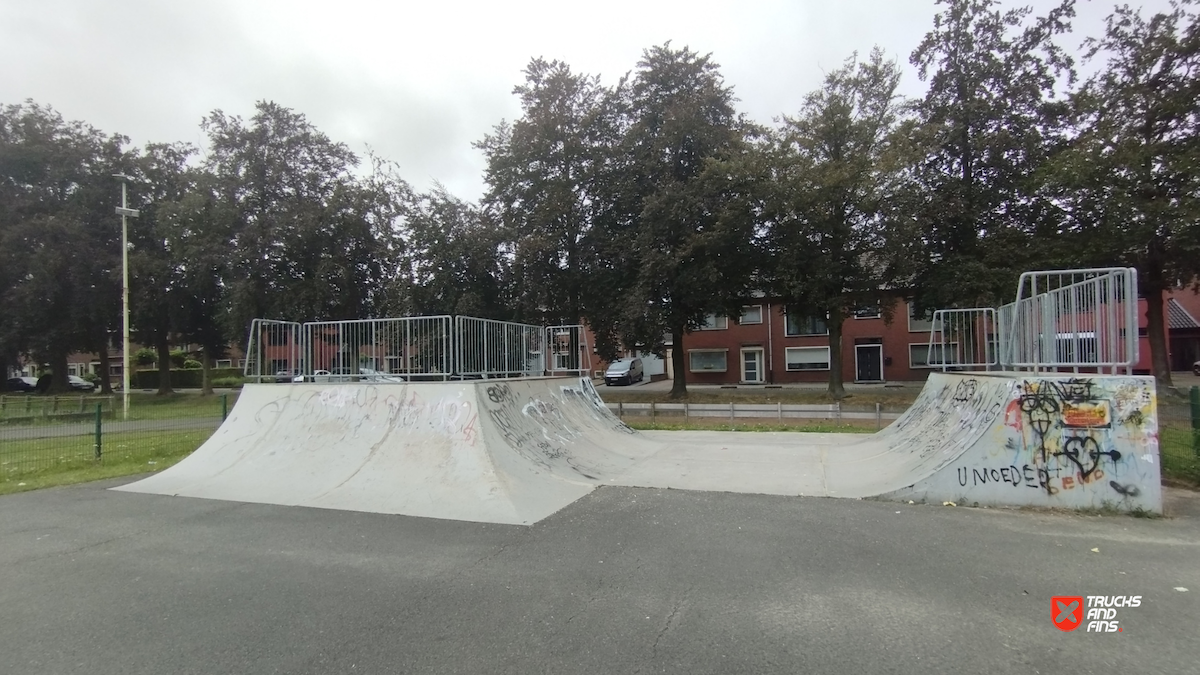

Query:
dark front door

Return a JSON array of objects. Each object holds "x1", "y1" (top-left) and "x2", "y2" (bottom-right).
[{"x1": 856, "y1": 344, "x2": 883, "y2": 382}]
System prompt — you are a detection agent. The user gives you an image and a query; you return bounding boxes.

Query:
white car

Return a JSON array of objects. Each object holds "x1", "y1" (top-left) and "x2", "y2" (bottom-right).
[{"x1": 292, "y1": 370, "x2": 331, "y2": 383}]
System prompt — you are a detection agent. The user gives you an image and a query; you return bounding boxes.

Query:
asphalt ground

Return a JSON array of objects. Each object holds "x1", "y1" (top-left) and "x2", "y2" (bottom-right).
[{"x1": 1, "y1": 479, "x2": 1198, "y2": 675}]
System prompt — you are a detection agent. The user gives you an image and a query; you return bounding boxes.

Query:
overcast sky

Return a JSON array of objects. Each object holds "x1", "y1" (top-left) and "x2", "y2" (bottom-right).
[{"x1": 0, "y1": 0, "x2": 1169, "y2": 201}]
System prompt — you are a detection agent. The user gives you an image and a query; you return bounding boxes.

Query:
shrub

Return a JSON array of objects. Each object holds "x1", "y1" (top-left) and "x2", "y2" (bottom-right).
[
  {"x1": 134, "y1": 348, "x2": 157, "y2": 366},
  {"x1": 212, "y1": 376, "x2": 245, "y2": 389},
  {"x1": 182, "y1": 359, "x2": 202, "y2": 369},
  {"x1": 132, "y1": 367, "x2": 244, "y2": 389}
]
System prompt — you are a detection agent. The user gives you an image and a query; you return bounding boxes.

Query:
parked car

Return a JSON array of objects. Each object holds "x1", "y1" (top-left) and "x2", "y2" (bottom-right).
[
  {"x1": 604, "y1": 358, "x2": 644, "y2": 386},
  {"x1": 1194, "y1": 360, "x2": 1200, "y2": 377},
  {"x1": 6, "y1": 376, "x2": 38, "y2": 392},
  {"x1": 274, "y1": 370, "x2": 298, "y2": 383},
  {"x1": 293, "y1": 370, "x2": 331, "y2": 383},
  {"x1": 68, "y1": 375, "x2": 96, "y2": 392}
]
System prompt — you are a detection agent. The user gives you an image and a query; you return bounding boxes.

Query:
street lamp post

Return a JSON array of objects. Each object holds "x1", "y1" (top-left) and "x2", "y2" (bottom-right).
[{"x1": 113, "y1": 174, "x2": 139, "y2": 420}]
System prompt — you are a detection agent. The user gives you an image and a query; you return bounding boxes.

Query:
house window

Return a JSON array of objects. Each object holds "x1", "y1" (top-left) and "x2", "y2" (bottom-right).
[
  {"x1": 216, "y1": 359, "x2": 233, "y2": 369},
  {"x1": 689, "y1": 349, "x2": 728, "y2": 372},
  {"x1": 910, "y1": 342, "x2": 958, "y2": 369},
  {"x1": 852, "y1": 303, "x2": 882, "y2": 319},
  {"x1": 908, "y1": 303, "x2": 935, "y2": 333},
  {"x1": 699, "y1": 314, "x2": 728, "y2": 330},
  {"x1": 739, "y1": 305, "x2": 763, "y2": 325},
  {"x1": 266, "y1": 330, "x2": 291, "y2": 346},
  {"x1": 785, "y1": 313, "x2": 828, "y2": 337},
  {"x1": 785, "y1": 346, "x2": 830, "y2": 371}
]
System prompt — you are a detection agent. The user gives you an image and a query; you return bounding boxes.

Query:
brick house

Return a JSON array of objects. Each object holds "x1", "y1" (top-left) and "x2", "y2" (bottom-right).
[{"x1": 665, "y1": 294, "x2": 1163, "y2": 386}]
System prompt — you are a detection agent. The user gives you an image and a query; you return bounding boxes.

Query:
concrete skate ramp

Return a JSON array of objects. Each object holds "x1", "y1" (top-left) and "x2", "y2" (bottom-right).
[
  {"x1": 116, "y1": 373, "x2": 1162, "y2": 523},
  {"x1": 115, "y1": 378, "x2": 658, "y2": 525},
  {"x1": 613, "y1": 372, "x2": 1161, "y2": 513}
]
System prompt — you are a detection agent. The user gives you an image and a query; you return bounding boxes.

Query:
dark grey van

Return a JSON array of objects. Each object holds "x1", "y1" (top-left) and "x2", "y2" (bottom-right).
[{"x1": 604, "y1": 358, "x2": 644, "y2": 386}]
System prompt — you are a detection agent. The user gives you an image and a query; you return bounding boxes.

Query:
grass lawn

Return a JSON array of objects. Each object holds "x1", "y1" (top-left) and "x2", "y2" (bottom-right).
[
  {"x1": 599, "y1": 387, "x2": 920, "y2": 410},
  {"x1": 0, "y1": 428, "x2": 211, "y2": 495}
]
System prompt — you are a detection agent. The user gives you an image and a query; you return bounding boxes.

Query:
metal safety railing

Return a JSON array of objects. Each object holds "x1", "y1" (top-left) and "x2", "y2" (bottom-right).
[
  {"x1": 454, "y1": 316, "x2": 546, "y2": 378},
  {"x1": 545, "y1": 325, "x2": 592, "y2": 376},
  {"x1": 244, "y1": 320, "x2": 302, "y2": 383},
  {"x1": 301, "y1": 316, "x2": 453, "y2": 382},
  {"x1": 926, "y1": 308, "x2": 1000, "y2": 371},
  {"x1": 1001, "y1": 267, "x2": 1139, "y2": 372}
]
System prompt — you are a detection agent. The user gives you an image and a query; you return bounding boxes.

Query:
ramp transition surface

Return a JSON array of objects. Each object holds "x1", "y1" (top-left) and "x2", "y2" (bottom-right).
[{"x1": 115, "y1": 373, "x2": 1162, "y2": 523}]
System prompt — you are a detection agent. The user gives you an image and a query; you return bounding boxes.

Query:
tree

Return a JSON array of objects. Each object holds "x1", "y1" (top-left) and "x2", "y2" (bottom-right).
[
  {"x1": 129, "y1": 141, "x2": 199, "y2": 395},
  {"x1": 394, "y1": 186, "x2": 508, "y2": 318},
  {"x1": 201, "y1": 101, "x2": 384, "y2": 337},
  {"x1": 1048, "y1": 0, "x2": 1200, "y2": 388},
  {"x1": 593, "y1": 44, "x2": 758, "y2": 398},
  {"x1": 763, "y1": 48, "x2": 910, "y2": 398},
  {"x1": 476, "y1": 58, "x2": 616, "y2": 325},
  {"x1": 0, "y1": 101, "x2": 128, "y2": 393},
  {"x1": 908, "y1": 0, "x2": 1077, "y2": 313}
]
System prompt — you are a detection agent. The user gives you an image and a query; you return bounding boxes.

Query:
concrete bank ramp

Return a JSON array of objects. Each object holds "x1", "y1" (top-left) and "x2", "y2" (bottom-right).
[
  {"x1": 115, "y1": 378, "x2": 657, "y2": 525},
  {"x1": 116, "y1": 373, "x2": 1163, "y2": 523}
]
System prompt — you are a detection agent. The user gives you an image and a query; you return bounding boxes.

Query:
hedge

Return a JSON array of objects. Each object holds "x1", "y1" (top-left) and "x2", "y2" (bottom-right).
[{"x1": 131, "y1": 367, "x2": 244, "y2": 389}]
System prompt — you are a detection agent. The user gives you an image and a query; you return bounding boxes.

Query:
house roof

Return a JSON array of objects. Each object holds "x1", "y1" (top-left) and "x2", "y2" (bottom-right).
[{"x1": 1167, "y1": 298, "x2": 1200, "y2": 330}]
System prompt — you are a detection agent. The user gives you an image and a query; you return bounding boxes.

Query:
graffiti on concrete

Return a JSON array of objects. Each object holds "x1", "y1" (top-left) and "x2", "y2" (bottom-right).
[
  {"x1": 888, "y1": 377, "x2": 1009, "y2": 462},
  {"x1": 940, "y1": 376, "x2": 1158, "y2": 501}
]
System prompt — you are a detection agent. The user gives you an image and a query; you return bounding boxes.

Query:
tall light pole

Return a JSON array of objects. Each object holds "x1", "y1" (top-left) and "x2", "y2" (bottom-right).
[{"x1": 113, "y1": 174, "x2": 139, "y2": 420}]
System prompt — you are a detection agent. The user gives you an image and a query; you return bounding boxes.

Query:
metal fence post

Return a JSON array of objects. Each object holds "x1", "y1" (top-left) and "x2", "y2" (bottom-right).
[
  {"x1": 876, "y1": 402, "x2": 882, "y2": 431},
  {"x1": 93, "y1": 403, "x2": 102, "y2": 460},
  {"x1": 1190, "y1": 386, "x2": 1200, "y2": 457},
  {"x1": 730, "y1": 401, "x2": 735, "y2": 423},
  {"x1": 618, "y1": 401, "x2": 623, "y2": 420},
  {"x1": 222, "y1": 393, "x2": 229, "y2": 421},
  {"x1": 651, "y1": 401, "x2": 656, "y2": 422}
]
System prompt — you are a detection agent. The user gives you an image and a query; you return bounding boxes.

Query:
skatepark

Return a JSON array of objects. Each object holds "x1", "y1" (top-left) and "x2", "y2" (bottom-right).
[
  {"x1": 116, "y1": 371, "x2": 1163, "y2": 521},
  {"x1": 4, "y1": 267, "x2": 1195, "y2": 675}
]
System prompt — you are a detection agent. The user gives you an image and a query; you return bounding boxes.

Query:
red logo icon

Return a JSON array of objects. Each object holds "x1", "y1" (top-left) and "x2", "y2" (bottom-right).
[{"x1": 1052, "y1": 596, "x2": 1084, "y2": 631}]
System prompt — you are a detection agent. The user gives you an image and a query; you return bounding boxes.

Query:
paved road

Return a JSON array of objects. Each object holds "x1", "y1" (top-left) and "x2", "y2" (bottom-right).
[
  {"x1": 1, "y1": 479, "x2": 1196, "y2": 675},
  {"x1": 0, "y1": 417, "x2": 221, "y2": 441}
]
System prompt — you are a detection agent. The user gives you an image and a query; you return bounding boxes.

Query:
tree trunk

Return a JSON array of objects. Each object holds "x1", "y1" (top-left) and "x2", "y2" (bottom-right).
[
  {"x1": 96, "y1": 332, "x2": 113, "y2": 395},
  {"x1": 827, "y1": 306, "x2": 846, "y2": 399},
  {"x1": 1143, "y1": 282, "x2": 1173, "y2": 389},
  {"x1": 670, "y1": 325, "x2": 688, "y2": 399},
  {"x1": 156, "y1": 334, "x2": 173, "y2": 395},
  {"x1": 201, "y1": 350, "x2": 213, "y2": 396},
  {"x1": 49, "y1": 349, "x2": 71, "y2": 394}
]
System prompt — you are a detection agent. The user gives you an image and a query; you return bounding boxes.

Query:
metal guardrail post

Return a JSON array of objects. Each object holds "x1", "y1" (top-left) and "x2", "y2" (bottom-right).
[
  {"x1": 1190, "y1": 386, "x2": 1200, "y2": 457},
  {"x1": 876, "y1": 402, "x2": 882, "y2": 431},
  {"x1": 94, "y1": 403, "x2": 102, "y2": 460},
  {"x1": 651, "y1": 401, "x2": 656, "y2": 422},
  {"x1": 222, "y1": 394, "x2": 228, "y2": 421},
  {"x1": 618, "y1": 401, "x2": 623, "y2": 419}
]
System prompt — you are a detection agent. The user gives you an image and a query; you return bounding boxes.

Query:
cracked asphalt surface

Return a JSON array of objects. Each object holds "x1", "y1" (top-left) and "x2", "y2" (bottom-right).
[{"x1": 1, "y1": 478, "x2": 1198, "y2": 674}]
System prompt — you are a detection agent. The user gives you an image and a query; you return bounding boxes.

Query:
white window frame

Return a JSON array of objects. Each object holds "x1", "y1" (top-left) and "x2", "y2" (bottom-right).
[
  {"x1": 739, "y1": 305, "x2": 763, "y2": 325},
  {"x1": 689, "y1": 349, "x2": 728, "y2": 372},
  {"x1": 854, "y1": 344, "x2": 884, "y2": 382},
  {"x1": 216, "y1": 359, "x2": 233, "y2": 369},
  {"x1": 785, "y1": 346, "x2": 831, "y2": 371},
  {"x1": 907, "y1": 302, "x2": 935, "y2": 333},
  {"x1": 698, "y1": 314, "x2": 728, "y2": 331},
  {"x1": 784, "y1": 313, "x2": 829, "y2": 337},
  {"x1": 740, "y1": 347, "x2": 765, "y2": 383},
  {"x1": 909, "y1": 342, "x2": 959, "y2": 369}
]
